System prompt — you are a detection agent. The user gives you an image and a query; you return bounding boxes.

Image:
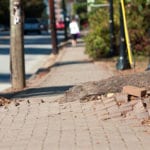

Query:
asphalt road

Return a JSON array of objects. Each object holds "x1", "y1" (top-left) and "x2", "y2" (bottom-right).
[{"x1": 0, "y1": 30, "x2": 65, "y2": 91}]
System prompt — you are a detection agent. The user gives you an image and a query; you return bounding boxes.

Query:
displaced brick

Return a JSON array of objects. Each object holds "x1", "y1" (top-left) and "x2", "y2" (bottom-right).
[
  {"x1": 133, "y1": 101, "x2": 146, "y2": 113},
  {"x1": 119, "y1": 105, "x2": 133, "y2": 113},
  {"x1": 122, "y1": 86, "x2": 147, "y2": 97},
  {"x1": 115, "y1": 93, "x2": 128, "y2": 103},
  {"x1": 119, "y1": 100, "x2": 137, "y2": 109},
  {"x1": 102, "y1": 97, "x2": 115, "y2": 104},
  {"x1": 143, "y1": 97, "x2": 150, "y2": 108},
  {"x1": 136, "y1": 111, "x2": 149, "y2": 120},
  {"x1": 107, "y1": 105, "x2": 119, "y2": 113},
  {"x1": 110, "y1": 112, "x2": 122, "y2": 119},
  {"x1": 103, "y1": 101, "x2": 117, "y2": 108},
  {"x1": 99, "y1": 113, "x2": 110, "y2": 120}
]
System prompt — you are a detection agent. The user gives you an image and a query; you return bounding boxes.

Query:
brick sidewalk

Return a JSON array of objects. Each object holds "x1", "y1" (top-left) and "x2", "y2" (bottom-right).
[
  {"x1": 0, "y1": 99, "x2": 150, "y2": 150},
  {"x1": 0, "y1": 42, "x2": 150, "y2": 150}
]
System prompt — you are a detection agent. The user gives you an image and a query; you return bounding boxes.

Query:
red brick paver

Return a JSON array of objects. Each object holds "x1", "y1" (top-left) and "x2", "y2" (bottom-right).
[
  {"x1": 0, "y1": 41, "x2": 149, "y2": 150},
  {"x1": 0, "y1": 99, "x2": 150, "y2": 150}
]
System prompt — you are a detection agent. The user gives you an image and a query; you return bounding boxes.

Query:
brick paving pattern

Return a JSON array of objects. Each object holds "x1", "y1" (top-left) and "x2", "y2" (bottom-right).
[
  {"x1": 0, "y1": 99, "x2": 150, "y2": 150},
  {"x1": 0, "y1": 42, "x2": 150, "y2": 149}
]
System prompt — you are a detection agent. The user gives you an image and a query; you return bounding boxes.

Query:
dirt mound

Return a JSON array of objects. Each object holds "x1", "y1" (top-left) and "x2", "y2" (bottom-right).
[
  {"x1": 0, "y1": 97, "x2": 11, "y2": 106},
  {"x1": 58, "y1": 71, "x2": 150, "y2": 103}
]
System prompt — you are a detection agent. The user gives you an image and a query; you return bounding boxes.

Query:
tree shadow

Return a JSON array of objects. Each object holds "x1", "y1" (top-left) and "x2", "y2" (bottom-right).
[
  {"x1": 54, "y1": 60, "x2": 93, "y2": 67},
  {"x1": 66, "y1": 39, "x2": 85, "y2": 47},
  {"x1": 0, "y1": 85, "x2": 73, "y2": 99}
]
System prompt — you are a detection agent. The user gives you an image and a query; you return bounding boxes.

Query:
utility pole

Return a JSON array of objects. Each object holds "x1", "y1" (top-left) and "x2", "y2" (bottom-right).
[
  {"x1": 109, "y1": 0, "x2": 115, "y2": 56},
  {"x1": 48, "y1": 0, "x2": 58, "y2": 54},
  {"x1": 10, "y1": 0, "x2": 25, "y2": 90},
  {"x1": 116, "y1": 2, "x2": 130, "y2": 70}
]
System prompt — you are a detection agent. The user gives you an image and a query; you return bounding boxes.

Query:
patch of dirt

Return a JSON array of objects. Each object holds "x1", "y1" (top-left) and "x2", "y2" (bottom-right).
[
  {"x1": 0, "y1": 97, "x2": 11, "y2": 106},
  {"x1": 58, "y1": 71, "x2": 150, "y2": 103},
  {"x1": 95, "y1": 57, "x2": 149, "y2": 76}
]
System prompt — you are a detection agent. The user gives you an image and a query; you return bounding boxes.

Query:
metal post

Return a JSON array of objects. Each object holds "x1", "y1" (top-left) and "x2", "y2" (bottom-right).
[
  {"x1": 10, "y1": 0, "x2": 26, "y2": 90},
  {"x1": 62, "y1": 0, "x2": 68, "y2": 41},
  {"x1": 48, "y1": 0, "x2": 58, "y2": 54},
  {"x1": 116, "y1": 2, "x2": 130, "y2": 70},
  {"x1": 109, "y1": 0, "x2": 115, "y2": 56}
]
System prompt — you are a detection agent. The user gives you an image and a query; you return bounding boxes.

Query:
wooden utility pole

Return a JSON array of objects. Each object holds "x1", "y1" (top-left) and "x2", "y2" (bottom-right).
[
  {"x1": 48, "y1": 0, "x2": 58, "y2": 54},
  {"x1": 10, "y1": 0, "x2": 25, "y2": 90}
]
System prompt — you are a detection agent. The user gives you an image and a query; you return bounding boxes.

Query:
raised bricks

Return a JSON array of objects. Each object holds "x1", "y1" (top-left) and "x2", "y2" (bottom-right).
[{"x1": 122, "y1": 86, "x2": 147, "y2": 97}]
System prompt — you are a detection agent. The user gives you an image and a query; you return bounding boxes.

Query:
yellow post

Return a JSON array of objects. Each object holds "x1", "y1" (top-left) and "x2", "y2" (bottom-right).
[{"x1": 120, "y1": 0, "x2": 134, "y2": 68}]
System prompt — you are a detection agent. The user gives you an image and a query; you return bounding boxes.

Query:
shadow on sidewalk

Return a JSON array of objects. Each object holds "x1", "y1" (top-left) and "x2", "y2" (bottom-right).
[
  {"x1": 0, "y1": 85, "x2": 73, "y2": 99},
  {"x1": 54, "y1": 60, "x2": 93, "y2": 67},
  {"x1": 32, "y1": 60, "x2": 93, "y2": 80},
  {"x1": 65, "y1": 38, "x2": 85, "y2": 47}
]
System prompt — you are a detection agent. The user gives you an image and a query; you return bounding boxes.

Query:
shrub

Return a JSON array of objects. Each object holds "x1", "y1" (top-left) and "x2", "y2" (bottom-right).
[
  {"x1": 85, "y1": 28, "x2": 110, "y2": 59},
  {"x1": 84, "y1": 7, "x2": 116, "y2": 59},
  {"x1": 72, "y1": 1, "x2": 88, "y2": 28},
  {"x1": 84, "y1": 0, "x2": 150, "y2": 59},
  {"x1": 126, "y1": 1, "x2": 150, "y2": 55}
]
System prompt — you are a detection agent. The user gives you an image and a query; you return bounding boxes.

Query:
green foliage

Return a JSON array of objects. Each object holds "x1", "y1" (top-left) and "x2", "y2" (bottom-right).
[
  {"x1": 84, "y1": 8, "x2": 110, "y2": 59},
  {"x1": 0, "y1": 0, "x2": 9, "y2": 26},
  {"x1": 0, "y1": 0, "x2": 46, "y2": 26},
  {"x1": 126, "y1": 0, "x2": 150, "y2": 55},
  {"x1": 85, "y1": 0, "x2": 150, "y2": 59},
  {"x1": 73, "y1": 2, "x2": 87, "y2": 15},
  {"x1": 85, "y1": 31, "x2": 110, "y2": 59},
  {"x1": 72, "y1": 1, "x2": 88, "y2": 27},
  {"x1": 23, "y1": 0, "x2": 46, "y2": 18}
]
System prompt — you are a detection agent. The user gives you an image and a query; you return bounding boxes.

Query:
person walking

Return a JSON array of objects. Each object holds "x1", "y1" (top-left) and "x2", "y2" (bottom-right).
[{"x1": 69, "y1": 16, "x2": 80, "y2": 47}]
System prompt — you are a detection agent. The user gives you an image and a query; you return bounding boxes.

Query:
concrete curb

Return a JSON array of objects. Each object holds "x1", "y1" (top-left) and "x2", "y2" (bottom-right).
[
  {"x1": 26, "y1": 40, "x2": 71, "y2": 87},
  {"x1": 0, "y1": 39, "x2": 71, "y2": 93}
]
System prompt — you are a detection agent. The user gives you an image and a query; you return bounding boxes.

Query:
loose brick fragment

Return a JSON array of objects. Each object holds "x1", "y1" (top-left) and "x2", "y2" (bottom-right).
[
  {"x1": 106, "y1": 93, "x2": 114, "y2": 98},
  {"x1": 122, "y1": 86, "x2": 147, "y2": 97}
]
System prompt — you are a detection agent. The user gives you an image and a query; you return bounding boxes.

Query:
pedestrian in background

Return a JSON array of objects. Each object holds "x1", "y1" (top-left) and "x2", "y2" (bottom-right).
[{"x1": 69, "y1": 16, "x2": 80, "y2": 47}]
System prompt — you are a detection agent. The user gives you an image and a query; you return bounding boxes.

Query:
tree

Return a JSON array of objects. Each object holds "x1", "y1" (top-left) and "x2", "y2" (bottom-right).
[
  {"x1": 23, "y1": 0, "x2": 46, "y2": 18},
  {"x1": 0, "y1": 0, "x2": 46, "y2": 26},
  {"x1": 0, "y1": 0, "x2": 9, "y2": 26},
  {"x1": 72, "y1": 0, "x2": 88, "y2": 27}
]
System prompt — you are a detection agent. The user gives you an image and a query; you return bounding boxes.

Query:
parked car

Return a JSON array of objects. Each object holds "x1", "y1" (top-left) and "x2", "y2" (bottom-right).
[
  {"x1": 24, "y1": 18, "x2": 41, "y2": 34},
  {"x1": 56, "y1": 20, "x2": 65, "y2": 30},
  {"x1": 39, "y1": 19, "x2": 49, "y2": 31},
  {"x1": 0, "y1": 24, "x2": 5, "y2": 32}
]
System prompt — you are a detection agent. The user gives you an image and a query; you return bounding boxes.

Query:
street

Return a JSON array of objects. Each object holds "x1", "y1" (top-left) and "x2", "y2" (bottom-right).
[{"x1": 0, "y1": 30, "x2": 65, "y2": 91}]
